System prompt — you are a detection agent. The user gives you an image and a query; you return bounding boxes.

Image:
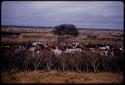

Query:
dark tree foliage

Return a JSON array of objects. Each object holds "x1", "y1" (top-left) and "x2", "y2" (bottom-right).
[{"x1": 52, "y1": 24, "x2": 79, "y2": 37}]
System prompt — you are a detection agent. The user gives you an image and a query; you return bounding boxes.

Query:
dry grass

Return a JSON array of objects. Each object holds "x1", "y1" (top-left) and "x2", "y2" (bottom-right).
[{"x1": 1, "y1": 70, "x2": 123, "y2": 84}]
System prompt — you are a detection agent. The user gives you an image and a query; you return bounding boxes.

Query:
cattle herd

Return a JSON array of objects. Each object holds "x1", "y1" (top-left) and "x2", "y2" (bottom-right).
[{"x1": 1, "y1": 41, "x2": 124, "y2": 73}]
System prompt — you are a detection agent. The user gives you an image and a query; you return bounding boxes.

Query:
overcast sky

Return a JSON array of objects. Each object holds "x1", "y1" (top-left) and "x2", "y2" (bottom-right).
[{"x1": 1, "y1": 1, "x2": 124, "y2": 29}]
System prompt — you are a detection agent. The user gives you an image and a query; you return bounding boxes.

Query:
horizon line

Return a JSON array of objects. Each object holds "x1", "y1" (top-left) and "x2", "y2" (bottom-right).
[{"x1": 2, "y1": 25, "x2": 123, "y2": 31}]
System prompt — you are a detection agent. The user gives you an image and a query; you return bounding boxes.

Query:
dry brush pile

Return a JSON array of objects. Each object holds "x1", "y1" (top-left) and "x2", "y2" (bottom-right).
[{"x1": 1, "y1": 47, "x2": 123, "y2": 73}]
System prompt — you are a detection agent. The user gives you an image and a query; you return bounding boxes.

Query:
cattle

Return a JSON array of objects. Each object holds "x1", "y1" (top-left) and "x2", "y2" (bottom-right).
[
  {"x1": 1, "y1": 41, "x2": 123, "y2": 72},
  {"x1": 119, "y1": 47, "x2": 124, "y2": 52},
  {"x1": 65, "y1": 46, "x2": 74, "y2": 53},
  {"x1": 51, "y1": 46, "x2": 62, "y2": 56},
  {"x1": 64, "y1": 43, "x2": 82, "y2": 53}
]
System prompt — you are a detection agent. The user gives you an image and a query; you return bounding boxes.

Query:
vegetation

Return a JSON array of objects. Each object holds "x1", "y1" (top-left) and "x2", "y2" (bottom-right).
[
  {"x1": 52, "y1": 24, "x2": 79, "y2": 40},
  {"x1": 1, "y1": 47, "x2": 123, "y2": 73}
]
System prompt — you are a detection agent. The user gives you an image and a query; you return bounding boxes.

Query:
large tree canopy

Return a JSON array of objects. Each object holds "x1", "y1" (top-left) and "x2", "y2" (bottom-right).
[{"x1": 52, "y1": 24, "x2": 79, "y2": 37}]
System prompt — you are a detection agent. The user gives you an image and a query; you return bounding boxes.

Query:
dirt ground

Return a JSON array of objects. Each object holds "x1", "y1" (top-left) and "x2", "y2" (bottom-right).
[{"x1": 1, "y1": 70, "x2": 123, "y2": 84}]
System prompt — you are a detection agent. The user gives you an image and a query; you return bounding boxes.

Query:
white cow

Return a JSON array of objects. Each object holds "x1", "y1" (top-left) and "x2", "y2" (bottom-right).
[
  {"x1": 52, "y1": 46, "x2": 62, "y2": 56},
  {"x1": 32, "y1": 42, "x2": 39, "y2": 46},
  {"x1": 119, "y1": 48, "x2": 124, "y2": 52},
  {"x1": 65, "y1": 47, "x2": 74, "y2": 53},
  {"x1": 28, "y1": 47, "x2": 36, "y2": 52},
  {"x1": 65, "y1": 46, "x2": 82, "y2": 53},
  {"x1": 105, "y1": 46, "x2": 110, "y2": 50},
  {"x1": 74, "y1": 48, "x2": 82, "y2": 52},
  {"x1": 98, "y1": 47, "x2": 106, "y2": 50}
]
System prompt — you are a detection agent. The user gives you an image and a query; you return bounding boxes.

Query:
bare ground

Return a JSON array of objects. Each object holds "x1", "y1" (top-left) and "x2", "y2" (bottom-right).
[{"x1": 1, "y1": 70, "x2": 123, "y2": 84}]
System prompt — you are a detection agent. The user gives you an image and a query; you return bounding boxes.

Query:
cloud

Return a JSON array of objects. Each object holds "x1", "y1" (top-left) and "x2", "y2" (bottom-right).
[{"x1": 1, "y1": 1, "x2": 123, "y2": 29}]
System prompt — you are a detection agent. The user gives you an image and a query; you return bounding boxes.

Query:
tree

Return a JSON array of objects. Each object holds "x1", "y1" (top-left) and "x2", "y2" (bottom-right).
[{"x1": 52, "y1": 24, "x2": 79, "y2": 39}]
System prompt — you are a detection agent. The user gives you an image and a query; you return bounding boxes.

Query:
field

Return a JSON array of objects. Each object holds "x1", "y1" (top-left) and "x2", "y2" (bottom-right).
[
  {"x1": 1, "y1": 26, "x2": 124, "y2": 84},
  {"x1": 1, "y1": 70, "x2": 123, "y2": 84},
  {"x1": 1, "y1": 26, "x2": 123, "y2": 47}
]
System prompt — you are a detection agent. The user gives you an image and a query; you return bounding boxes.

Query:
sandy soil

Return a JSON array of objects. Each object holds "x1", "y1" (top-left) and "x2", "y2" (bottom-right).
[{"x1": 1, "y1": 70, "x2": 123, "y2": 84}]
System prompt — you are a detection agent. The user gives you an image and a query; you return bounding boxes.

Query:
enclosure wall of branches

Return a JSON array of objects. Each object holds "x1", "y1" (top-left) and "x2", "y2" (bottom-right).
[{"x1": 1, "y1": 47, "x2": 123, "y2": 73}]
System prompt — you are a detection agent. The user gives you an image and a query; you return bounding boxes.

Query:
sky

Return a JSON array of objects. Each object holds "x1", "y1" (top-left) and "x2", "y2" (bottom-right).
[{"x1": 1, "y1": 1, "x2": 124, "y2": 30}]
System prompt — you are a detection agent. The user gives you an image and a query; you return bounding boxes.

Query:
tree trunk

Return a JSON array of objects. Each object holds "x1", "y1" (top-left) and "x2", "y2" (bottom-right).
[
  {"x1": 47, "y1": 61, "x2": 51, "y2": 71},
  {"x1": 34, "y1": 66, "x2": 37, "y2": 76},
  {"x1": 86, "y1": 64, "x2": 88, "y2": 72},
  {"x1": 62, "y1": 64, "x2": 65, "y2": 72}
]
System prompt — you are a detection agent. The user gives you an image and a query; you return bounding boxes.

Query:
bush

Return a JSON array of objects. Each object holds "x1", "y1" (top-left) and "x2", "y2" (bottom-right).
[{"x1": 1, "y1": 47, "x2": 123, "y2": 72}]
